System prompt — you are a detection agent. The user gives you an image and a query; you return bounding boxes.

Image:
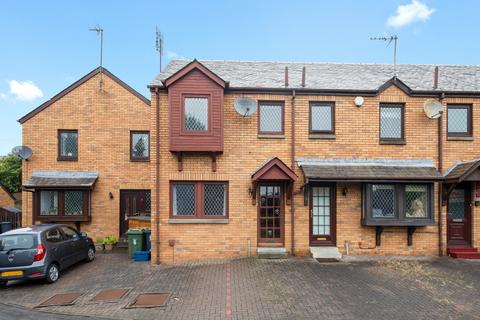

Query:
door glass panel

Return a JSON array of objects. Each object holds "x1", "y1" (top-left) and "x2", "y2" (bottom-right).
[
  {"x1": 448, "y1": 189, "x2": 465, "y2": 221},
  {"x1": 311, "y1": 187, "x2": 331, "y2": 236}
]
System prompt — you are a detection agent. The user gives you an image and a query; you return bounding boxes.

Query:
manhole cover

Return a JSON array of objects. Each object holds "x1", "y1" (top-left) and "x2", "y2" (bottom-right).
[
  {"x1": 126, "y1": 293, "x2": 170, "y2": 308},
  {"x1": 93, "y1": 288, "x2": 130, "y2": 302},
  {"x1": 36, "y1": 293, "x2": 83, "y2": 308}
]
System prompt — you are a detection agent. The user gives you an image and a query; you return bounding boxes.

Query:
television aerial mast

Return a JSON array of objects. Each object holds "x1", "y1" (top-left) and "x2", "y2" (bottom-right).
[
  {"x1": 370, "y1": 35, "x2": 398, "y2": 78},
  {"x1": 89, "y1": 25, "x2": 104, "y2": 89},
  {"x1": 155, "y1": 27, "x2": 164, "y2": 72}
]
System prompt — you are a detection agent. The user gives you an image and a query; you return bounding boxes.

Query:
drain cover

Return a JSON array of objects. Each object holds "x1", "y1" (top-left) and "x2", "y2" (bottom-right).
[
  {"x1": 126, "y1": 293, "x2": 170, "y2": 308},
  {"x1": 36, "y1": 293, "x2": 82, "y2": 308},
  {"x1": 93, "y1": 288, "x2": 130, "y2": 302}
]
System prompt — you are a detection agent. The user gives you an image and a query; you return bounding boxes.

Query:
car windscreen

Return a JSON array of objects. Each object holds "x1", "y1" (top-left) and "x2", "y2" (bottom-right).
[{"x1": 0, "y1": 234, "x2": 37, "y2": 251}]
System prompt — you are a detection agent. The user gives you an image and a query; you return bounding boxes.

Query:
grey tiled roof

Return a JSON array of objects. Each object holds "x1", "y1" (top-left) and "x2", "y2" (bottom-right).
[
  {"x1": 24, "y1": 171, "x2": 99, "y2": 188},
  {"x1": 444, "y1": 159, "x2": 480, "y2": 182},
  {"x1": 297, "y1": 158, "x2": 442, "y2": 181},
  {"x1": 151, "y1": 59, "x2": 480, "y2": 92}
]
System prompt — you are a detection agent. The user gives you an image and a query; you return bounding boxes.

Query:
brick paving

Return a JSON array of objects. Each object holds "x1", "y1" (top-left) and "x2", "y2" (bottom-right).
[{"x1": 0, "y1": 254, "x2": 479, "y2": 320}]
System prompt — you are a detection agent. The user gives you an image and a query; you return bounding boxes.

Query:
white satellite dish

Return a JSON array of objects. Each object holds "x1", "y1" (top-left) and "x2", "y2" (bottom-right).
[
  {"x1": 11, "y1": 145, "x2": 33, "y2": 160},
  {"x1": 423, "y1": 99, "x2": 445, "y2": 119},
  {"x1": 234, "y1": 98, "x2": 257, "y2": 117}
]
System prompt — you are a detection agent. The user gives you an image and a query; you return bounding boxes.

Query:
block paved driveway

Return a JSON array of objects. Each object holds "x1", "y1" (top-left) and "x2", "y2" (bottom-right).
[{"x1": 0, "y1": 254, "x2": 479, "y2": 320}]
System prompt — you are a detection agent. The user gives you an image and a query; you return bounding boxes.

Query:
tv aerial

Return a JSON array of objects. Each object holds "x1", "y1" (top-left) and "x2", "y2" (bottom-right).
[
  {"x1": 11, "y1": 146, "x2": 33, "y2": 161},
  {"x1": 423, "y1": 99, "x2": 445, "y2": 119},
  {"x1": 370, "y1": 35, "x2": 398, "y2": 78},
  {"x1": 234, "y1": 98, "x2": 257, "y2": 117}
]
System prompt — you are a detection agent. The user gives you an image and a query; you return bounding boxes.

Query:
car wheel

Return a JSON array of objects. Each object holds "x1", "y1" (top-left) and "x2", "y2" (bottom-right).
[
  {"x1": 46, "y1": 263, "x2": 60, "y2": 284},
  {"x1": 0, "y1": 281, "x2": 6, "y2": 287},
  {"x1": 85, "y1": 246, "x2": 95, "y2": 262}
]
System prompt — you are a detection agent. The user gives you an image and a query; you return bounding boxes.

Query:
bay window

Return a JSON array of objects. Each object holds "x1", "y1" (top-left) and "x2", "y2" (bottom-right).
[{"x1": 35, "y1": 190, "x2": 90, "y2": 221}]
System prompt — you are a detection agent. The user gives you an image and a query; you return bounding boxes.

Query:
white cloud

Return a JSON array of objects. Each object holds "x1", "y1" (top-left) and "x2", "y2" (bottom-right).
[
  {"x1": 387, "y1": 0, "x2": 435, "y2": 28},
  {"x1": 8, "y1": 80, "x2": 43, "y2": 101},
  {"x1": 0, "y1": 92, "x2": 7, "y2": 100}
]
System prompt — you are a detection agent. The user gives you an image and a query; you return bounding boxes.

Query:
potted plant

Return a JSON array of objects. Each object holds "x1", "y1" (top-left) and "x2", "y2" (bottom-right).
[
  {"x1": 95, "y1": 238, "x2": 105, "y2": 252},
  {"x1": 102, "y1": 235, "x2": 118, "y2": 251}
]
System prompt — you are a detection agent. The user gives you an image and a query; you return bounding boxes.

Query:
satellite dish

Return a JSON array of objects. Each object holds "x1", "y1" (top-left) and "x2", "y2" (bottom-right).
[
  {"x1": 423, "y1": 99, "x2": 445, "y2": 119},
  {"x1": 234, "y1": 98, "x2": 257, "y2": 117},
  {"x1": 11, "y1": 146, "x2": 33, "y2": 160}
]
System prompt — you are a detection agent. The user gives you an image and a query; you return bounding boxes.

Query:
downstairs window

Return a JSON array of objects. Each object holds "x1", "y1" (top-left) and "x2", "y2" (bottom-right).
[
  {"x1": 171, "y1": 182, "x2": 228, "y2": 218},
  {"x1": 35, "y1": 190, "x2": 90, "y2": 221},
  {"x1": 362, "y1": 183, "x2": 433, "y2": 226}
]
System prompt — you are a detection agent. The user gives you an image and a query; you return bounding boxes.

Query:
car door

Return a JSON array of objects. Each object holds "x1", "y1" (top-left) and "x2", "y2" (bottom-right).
[
  {"x1": 44, "y1": 228, "x2": 69, "y2": 268},
  {"x1": 59, "y1": 226, "x2": 83, "y2": 266}
]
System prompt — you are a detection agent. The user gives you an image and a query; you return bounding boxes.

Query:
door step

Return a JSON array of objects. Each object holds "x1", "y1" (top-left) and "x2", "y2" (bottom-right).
[
  {"x1": 448, "y1": 247, "x2": 480, "y2": 259},
  {"x1": 257, "y1": 247, "x2": 288, "y2": 259},
  {"x1": 310, "y1": 246, "x2": 342, "y2": 262}
]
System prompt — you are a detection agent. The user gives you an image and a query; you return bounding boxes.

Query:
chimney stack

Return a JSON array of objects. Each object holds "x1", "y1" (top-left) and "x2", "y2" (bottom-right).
[
  {"x1": 433, "y1": 66, "x2": 439, "y2": 89},
  {"x1": 301, "y1": 67, "x2": 306, "y2": 88},
  {"x1": 284, "y1": 66, "x2": 289, "y2": 87}
]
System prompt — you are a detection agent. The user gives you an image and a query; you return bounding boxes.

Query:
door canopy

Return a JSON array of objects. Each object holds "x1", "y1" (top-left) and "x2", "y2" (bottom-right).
[{"x1": 251, "y1": 158, "x2": 297, "y2": 205}]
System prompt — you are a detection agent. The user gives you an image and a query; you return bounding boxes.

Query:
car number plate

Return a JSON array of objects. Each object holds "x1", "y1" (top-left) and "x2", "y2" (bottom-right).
[{"x1": 1, "y1": 271, "x2": 23, "y2": 277}]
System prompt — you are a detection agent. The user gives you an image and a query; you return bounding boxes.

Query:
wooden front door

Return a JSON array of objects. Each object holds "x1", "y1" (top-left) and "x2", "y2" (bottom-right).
[
  {"x1": 447, "y1": 184, "x2": 472, "y2": 247},
  {"x1": 258, "y1": 184, "x2": 284, "y2": 245},
  {"x1": 310, "y1": 184, "x2": 336, "y2": 246},
  {"x1": 119, "y1": 190, "x2": 150, "y2": 236}
]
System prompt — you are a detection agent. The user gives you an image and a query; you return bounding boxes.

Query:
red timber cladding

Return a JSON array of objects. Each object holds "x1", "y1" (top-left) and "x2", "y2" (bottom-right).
[{"x1": 168, "y1": 69, "x2": 224, "y2": 152}]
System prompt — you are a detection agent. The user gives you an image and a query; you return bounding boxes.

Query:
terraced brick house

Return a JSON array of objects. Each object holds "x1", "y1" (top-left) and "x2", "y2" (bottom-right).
[{"x1": 19, "y1": 59, "x2": 480, "y2": 263}]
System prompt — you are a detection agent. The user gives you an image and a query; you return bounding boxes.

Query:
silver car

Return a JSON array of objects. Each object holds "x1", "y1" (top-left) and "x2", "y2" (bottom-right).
[{"x1": 0, "y1": 224, "x2": 95, "y2": 286}]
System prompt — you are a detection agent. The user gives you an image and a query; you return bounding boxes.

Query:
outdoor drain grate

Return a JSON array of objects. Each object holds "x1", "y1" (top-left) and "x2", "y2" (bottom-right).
[
  {"x1": 36, "y1": 293, "x2": 83, "y2": 308},
  {"x1": 125, "y1": 293, "x2": 170, "y2": 309},
  {"x1": 92, "y1": 288, "x2": 131, "y2": 302}
]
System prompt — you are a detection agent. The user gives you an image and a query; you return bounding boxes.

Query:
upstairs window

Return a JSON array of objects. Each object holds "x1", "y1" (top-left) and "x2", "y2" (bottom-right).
[
  {"x1": 184, "y1": 97, "x2": 209, "y2": 131},
  {"x1": 379, "y1": 104, "x2": 404, "y2": 142},
  {"x1": 171, "y1": 182, "x2": 228, "y2": 218},
  {"x1": 310, "y1": 102, "x2": 335, "y2": 134},
  {"x1": 130, "y1": 131, "x2": 150, "y2": 161},
  {"x1": 259, "y1": 101, "x2": 284, "y2": 135},
  {"x1": 447, "y1": 104, "x2": 472, "y2": 137},
  {"x1": 58, "y1": 130, "x2": 78, "y2": 161}
]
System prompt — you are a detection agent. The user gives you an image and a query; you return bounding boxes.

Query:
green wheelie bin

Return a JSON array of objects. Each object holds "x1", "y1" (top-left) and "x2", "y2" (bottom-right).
[{"x1": 126, "y1": 228, "x2": 144, "y2": 259}]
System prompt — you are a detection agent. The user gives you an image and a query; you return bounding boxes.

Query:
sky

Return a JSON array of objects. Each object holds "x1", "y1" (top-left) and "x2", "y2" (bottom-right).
[{"x1": 0, "y1": 0, "x2": 479, "y2": 155}]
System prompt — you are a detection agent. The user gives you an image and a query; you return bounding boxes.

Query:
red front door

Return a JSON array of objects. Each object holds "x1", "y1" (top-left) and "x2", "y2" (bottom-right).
[
  {"x1": 310, "y1": 184, "x2": 336, "y2": 246},
  {"x1": 258, "y1": 183, "x2": 284, "y2": 245},
  {"x1": 447, "y1": 183, "x2": 472, "y2": 247}
]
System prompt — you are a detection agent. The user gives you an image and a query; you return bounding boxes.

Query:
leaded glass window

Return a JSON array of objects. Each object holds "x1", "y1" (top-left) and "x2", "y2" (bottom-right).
[
  {"x1": 59, "y1": 130, "x2": 78, "y2": 160},
  {"x1": 448, "y1": 189, "x2": 465, "y2": 221},
  {"x1": 40, "y1": 191, "x2": 58, "y2": 215},
  {"x1": 184, "y1": 97, "x2": 209, "y2": 131},
  {"x1": 405, "y1": 185, "x2": 428, "y2": 218},
  {"x1": 448, "y1": 105, "x2": 472, "y2": 137},
  {"x1": 310, "y1": 103, "x2": 334, "y2": 133},
  {"x1": 204, "y1": 184, "x2": 226, "y2": 216},
  {"x1": 259, "y1": 102, "x2": 283, "y2": 134},
  {"x1": 64, "y1": 191, "x2": 84, "y2": 216},
  {"x1": 380, "y1": 104, "x2": 403, "y2": 140},
  {"x1": 172, "y1": 184, "x2": 196, "y2": 216},
  {"x1": 131, "y1": 131, "x2": 150, "y2": 160},
  {"x1": 371, "y1": 185, "x2": 396, "y2": 218}
]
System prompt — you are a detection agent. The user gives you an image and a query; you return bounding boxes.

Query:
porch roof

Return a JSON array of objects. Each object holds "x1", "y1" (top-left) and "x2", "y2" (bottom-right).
[
  {"x1": 24, "y1": 171, "x2": 99, "y2": 189},
  {"x1": 297, "y1": 158, "x2": 443, "y2": 182},
  {"x1": 444, "y1": 159, "x2": 480, "y2": 183}
]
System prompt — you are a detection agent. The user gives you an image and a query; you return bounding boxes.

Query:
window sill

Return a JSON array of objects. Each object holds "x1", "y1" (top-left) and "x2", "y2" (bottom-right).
[
  {"x1": 258, "y1": 134, "x2": 285, "y2": 139},
  {"x1": 379, "y1": 140, "x2": 406, "y2": 145},
  {"x1": 447, "y1": 136, "x2": 473, "y2": 141},
  {"x1": 309, "y1": 133, "x2": 336, "y2": 140},
  {"x1": 168, "y1": 218, "x2": 228, "y2": 224},
  {"x1": 130, "y1": 159, "x2": 150, "y2": 162},
  {"x1": 57, "y1": 158, "x2": 78, "y2": 162}
]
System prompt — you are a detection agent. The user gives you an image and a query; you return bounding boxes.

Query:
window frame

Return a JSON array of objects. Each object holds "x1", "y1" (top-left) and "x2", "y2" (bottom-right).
[
  {"x1": 170, "y1": 181, "x2": 228, "y2": 219},
  {"x1": 58, "y1": 129, "x2": 78, "y2": 161},
  {"x1": 258, "y1": 101, "x2": 285, "y2": 136},
  {"x1": 447, "y1": 104, "x2": 473, "y2": 138},
  {"x1": 34, "y1": 189, "x2": 90, "y2": 222},
  {"x1": 181, "y1": 94, "x2": 212, "y2": 135},
  {"x1": 362, "y1": 183, "x2": 434, "y2": 226},
  {"x1": 379, "y1": 103, "x2": 405, "y2": 143},
  {"x1": 130, "y1": 131, "x2": 150, "y2": 161},
  {"x1": 309, "y1": 101, "x2": 335, "y2": 135}
]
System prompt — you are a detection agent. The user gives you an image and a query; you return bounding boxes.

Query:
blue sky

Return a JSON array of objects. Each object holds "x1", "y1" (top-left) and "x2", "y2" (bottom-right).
[{"x1": 0, "y1": 0, "x2": 478, "y2": 155}]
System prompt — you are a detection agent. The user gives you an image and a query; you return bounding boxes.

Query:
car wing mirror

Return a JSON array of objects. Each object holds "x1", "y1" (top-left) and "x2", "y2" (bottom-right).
[{"x1": 80, "y1": 232, "x2": 88, "y2": 238}]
